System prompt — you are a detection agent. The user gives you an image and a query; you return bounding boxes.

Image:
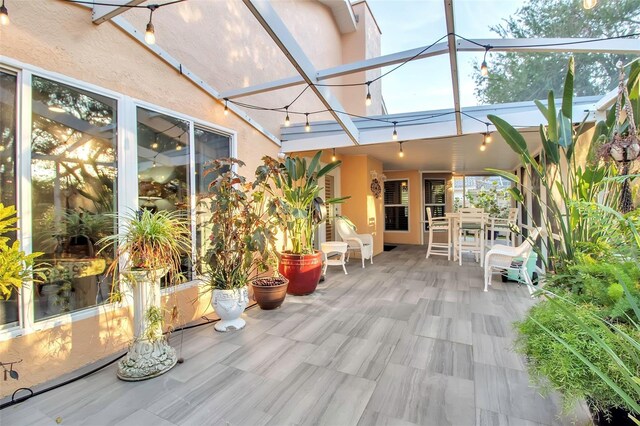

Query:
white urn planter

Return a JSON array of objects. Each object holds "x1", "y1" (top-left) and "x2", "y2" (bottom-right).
[
  {"x1": 212, "y1": 286, "x2": 248, "y2": 332},
  {"x1": 117, "y1": 268, "x2": 177, "y2": 381}
]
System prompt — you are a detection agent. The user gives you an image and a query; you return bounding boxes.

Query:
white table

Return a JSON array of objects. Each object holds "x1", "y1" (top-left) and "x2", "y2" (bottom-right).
[
  {"x1": 445, "y1": 212, "x2": 490, "y2": 264},
  {"x1": 321, "y1": 241, "x2": 348, "y2": 275}
]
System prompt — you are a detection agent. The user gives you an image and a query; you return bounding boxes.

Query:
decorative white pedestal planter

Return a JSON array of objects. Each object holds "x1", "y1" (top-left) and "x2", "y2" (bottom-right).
[
  {"x1": 212, "y1": 286, "x2": 248, "y2": 332},
  {"x1": 117, "y1": 269, "x2": 177, "y2": 381}
]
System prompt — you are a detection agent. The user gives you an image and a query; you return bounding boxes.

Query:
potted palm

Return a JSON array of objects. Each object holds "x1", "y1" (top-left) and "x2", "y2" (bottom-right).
[
  {"x1": 98, "y1": 209, "x2": 191, "y2": 381},
  {"x1": 260, "y1": 152, "x2": 345, "y2": 295},
  {"x1": 201, "y1": 158, "x2": 286, "y2": 330}
]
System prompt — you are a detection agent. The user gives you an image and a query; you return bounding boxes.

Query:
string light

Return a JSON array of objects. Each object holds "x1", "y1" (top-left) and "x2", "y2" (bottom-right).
[
  {"x1": 484, "y1": 124, "x2": 492, "y2": 143},
  {"x1": 365, "y1": 82, "x2": 372, "y2": 106},
  {"x1": 331, "y1": 148, "x2": 336, "y2": 162},
  {"x1": 583, "y1": 0, "x2": 597, "y2": 9},
  {"x1": 398, "y1": 142, "x2": 404, "y2": 158},
  {"x1": 144, "y1": 5, "x2": 157, "y2": 45},
  {"x1": 305, "y1": 113, "x2": 311, "y2": 132},
  {"x1": 176, "y1": 144, "x2": 182, "y2": 151},
  {"x1": 223, "y1": 99, "x2": 229, "y2": 116},
  {"x1": 284, "y1": 107, "x2": 290, "y2": 127},
  {"x1": 480, "y1": 47, "x2": 490, "y2": 77},
  {"x1": 0, "y1": 0, "x2": 9, "y2": 26},
  {"x1": 392, "y1": 121, "x2": 398, "y2": 140},
  {"x1": 480, "y1": 139, "x2": 487, "y2": 151}
]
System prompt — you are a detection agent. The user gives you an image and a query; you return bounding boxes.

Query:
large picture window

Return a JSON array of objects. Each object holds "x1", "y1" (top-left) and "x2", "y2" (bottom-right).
[
  {"x1": 137, "y1": 107, "x2": 192, "y2": 282},
  {"x1": 453, "y1": 175, "x2": 512, "y2": 217},
  {"x1": 0, "y1": 70, "x2": 18, "y2": 328},
  {"x1": 384, "y1": 179, "x2": 409, "y2": 231},
  {"x1": 31, "y1": 76, "x2": 118, "y2": 321}
]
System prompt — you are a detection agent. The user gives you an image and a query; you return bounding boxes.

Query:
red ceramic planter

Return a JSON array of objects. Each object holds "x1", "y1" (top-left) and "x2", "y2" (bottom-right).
[{"x1": 278, "y1": 251, "x2": 323, "y2": 295}]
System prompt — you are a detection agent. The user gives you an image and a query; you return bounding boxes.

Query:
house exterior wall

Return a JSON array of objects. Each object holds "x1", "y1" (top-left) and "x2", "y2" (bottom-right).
[{"x1": 0, "y1": 0, "x2": 374, "y2": 398}]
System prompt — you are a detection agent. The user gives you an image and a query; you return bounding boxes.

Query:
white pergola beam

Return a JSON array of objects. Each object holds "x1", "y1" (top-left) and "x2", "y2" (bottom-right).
[
  {"x1": 92, "y1": 0, "x2": 146, "y2": 24},
  {"x1": 457, "y1": 37, "x2": 640, "y2": 54},
  {"x1": 444, "y1": 0, "x2": 462, "y2": 136},
  {"x1": 220, "y1": 42, "x2": 449, "y2": 99},
  {"x1": 241, "y1": 0, "x2": 359, "y2": 145}
]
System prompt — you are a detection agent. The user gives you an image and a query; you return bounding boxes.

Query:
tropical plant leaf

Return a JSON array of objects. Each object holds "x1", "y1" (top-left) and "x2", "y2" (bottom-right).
[
  {"x1": 561, "y1": 56, "x2": 574, "y2": 120},
  {"x1": 557, "y1": 112, "x2": 572, "y2": 149},
  {"x1": 547, "y1": 91, "x2": 558, "y2": 143},
  {"x1": 540, "y1": 124, "x2": 559, "y2": 164},
  {"x1": 485, "y1": 168, "x2": 520, "y2": 183}
]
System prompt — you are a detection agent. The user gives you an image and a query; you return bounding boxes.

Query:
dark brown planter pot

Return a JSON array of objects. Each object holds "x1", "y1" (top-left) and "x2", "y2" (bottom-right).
[
  {"x1": 278, "y1": 251, "x2": 323, "y2": 296},
  {"x1": 251, "y1": 277, "x2": 289, "y2": 310}
]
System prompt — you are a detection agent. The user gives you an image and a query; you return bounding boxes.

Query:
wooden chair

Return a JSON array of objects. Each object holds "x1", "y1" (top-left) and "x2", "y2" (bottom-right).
[{"x1": 425, "y1": 207, "x2": 451, "y2": 260}]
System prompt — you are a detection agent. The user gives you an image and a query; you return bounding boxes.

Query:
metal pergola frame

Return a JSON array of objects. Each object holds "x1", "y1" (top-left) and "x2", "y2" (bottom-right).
[{"x1": 85, "y1": 0, "x2": 640, "y2": 149}]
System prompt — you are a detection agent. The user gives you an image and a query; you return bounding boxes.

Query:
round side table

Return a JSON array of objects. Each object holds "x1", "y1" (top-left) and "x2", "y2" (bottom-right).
[{"x1": 321, "y1": 241, "x2": 348, "y2": 275}]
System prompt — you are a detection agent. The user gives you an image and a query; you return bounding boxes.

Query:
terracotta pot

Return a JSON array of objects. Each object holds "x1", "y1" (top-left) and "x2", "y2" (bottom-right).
[
  {"x1": 251, "y1": 277, "x2": 289, "y2": 310},
  {"x1": 278, "y1": 251, "x2": 323, "y2": 295}
]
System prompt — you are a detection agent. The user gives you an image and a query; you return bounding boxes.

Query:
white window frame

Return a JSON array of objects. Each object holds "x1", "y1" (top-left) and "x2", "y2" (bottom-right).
[
  {"x1": 423, "y1": 178, "x2": 446, "y2": 231},
  {"x1": 384, "y1": 178, "x2": 410, "y2": 233},
  {"x1": 0, "y1": 56, "x2": 236, "y2": 341}
]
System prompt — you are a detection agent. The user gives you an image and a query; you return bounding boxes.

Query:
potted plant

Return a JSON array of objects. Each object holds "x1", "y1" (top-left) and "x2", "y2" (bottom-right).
[
  {"x1": 0, "y1": 203, "x2": 44, "y2": 306},
  {"x1": 98, "y1": 209, "x2": 192, "y2": 381},
  {"x1": 259, "y1": 152, "x2": 345, "y2": 295},
  {"x1": 200, "y1": 158, "x2": 287, "y2": 329}
]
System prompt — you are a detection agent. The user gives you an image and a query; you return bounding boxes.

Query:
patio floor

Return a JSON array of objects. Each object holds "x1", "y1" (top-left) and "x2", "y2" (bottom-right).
[{"x1": 1, "y1": 245, "x2": 591, "y2": 426}]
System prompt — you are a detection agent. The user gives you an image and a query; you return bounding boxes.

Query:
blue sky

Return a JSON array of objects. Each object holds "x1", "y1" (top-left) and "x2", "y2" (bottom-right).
[{"x1": 366, "y1": 0, "x2": 525, "y2": 112}]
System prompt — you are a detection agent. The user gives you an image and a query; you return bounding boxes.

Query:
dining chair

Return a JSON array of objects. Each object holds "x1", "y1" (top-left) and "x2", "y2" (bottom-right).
[
  {"x1": 489, "y1": 207, "x2": 518, "y2": 247},
  {"x1": 457, "y1": 209, "x2": 485, "y2": 266},
  {"x1": 425, "y1": 207, "x2": 451, "y2": 260}
]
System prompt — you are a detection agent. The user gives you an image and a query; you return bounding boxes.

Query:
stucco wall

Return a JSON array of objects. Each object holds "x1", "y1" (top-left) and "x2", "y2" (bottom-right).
[{"x1": 0, "y1": 0, "x2": 366, "y2": 398}]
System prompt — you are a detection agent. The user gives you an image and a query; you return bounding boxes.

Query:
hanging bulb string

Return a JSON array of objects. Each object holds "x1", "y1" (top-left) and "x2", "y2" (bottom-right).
[{"x1": 63, "y1": 0, "x2": 186, "y2": 8}]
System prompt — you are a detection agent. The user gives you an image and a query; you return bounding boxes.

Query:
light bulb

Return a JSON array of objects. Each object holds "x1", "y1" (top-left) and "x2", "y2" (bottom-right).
[
  {"x1": 151, "y1": 142, "x2": 158, "y2": 149},
  {"x1": 284, "y1": 111, "x2": 290, "y2": 127},
  {"x1": 145, "y1": 22, "x2": 156, "y2": 45},
  {"x1": 398, "y1": 143, "x2": 404, "y2": 158},
  {"x1": 305, "y1": 114, "x2": 310, "y2": 132},
  {"x1": 224, "y1": 100, "x2": 229, "y2": 116},
  {"x1": 176, "y1": 144, "x2": 182, "y2": 151},
  {"x1": 365, "y1": 92, "x2": 372, "y2": 107},
  {"x1": 0, "y1": 3, "x2": 9, "y2": 26},
  {"x1": 392, "y1": 129, "x2": 398, "y2": 140},
  {"x1": 583, "y1": 0, "x2": 597, "y2": 9},
  {"x1": 485, "y1": 132, "x2": 493, "y2": 143},
  {"x1": 331, "y1": 149, "x2": 336, "y2": 162},
  {"x1": 480, "y1": 60, "x2": 488, "y2": 77},
  {"x1": 480, "y1": 142, "x2": 486, "y2": 152},
  {"x1": 152, "y1": 160, "x2": 157, "y2": 168}
]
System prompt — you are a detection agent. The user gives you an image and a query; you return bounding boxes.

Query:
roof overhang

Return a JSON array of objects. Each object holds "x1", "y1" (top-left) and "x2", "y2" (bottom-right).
[{"x1": 318, "y1": 0, "x2": 357, "y2": 34}]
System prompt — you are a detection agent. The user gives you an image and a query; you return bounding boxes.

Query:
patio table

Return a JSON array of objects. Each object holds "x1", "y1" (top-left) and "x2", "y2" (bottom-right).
[{"x1": 445, "y1": 212, "x2": 490, "y2": 262}]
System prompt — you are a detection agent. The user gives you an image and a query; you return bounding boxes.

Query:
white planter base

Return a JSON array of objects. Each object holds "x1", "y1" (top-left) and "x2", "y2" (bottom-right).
[
  {"x1": 214, "y1": 317, "x2": 246, "y2": 332},
  {"x1": 117, "y1": 339, "x2": 177, "y2": 381},
  {"x1": 212, "y1": 287, "x2": 248, "y2": 333}
]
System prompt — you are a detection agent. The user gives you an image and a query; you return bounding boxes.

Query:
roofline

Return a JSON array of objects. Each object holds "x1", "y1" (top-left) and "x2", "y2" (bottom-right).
[{"x1": 350, "y1": 0, "x2": 382, "y2": 35}]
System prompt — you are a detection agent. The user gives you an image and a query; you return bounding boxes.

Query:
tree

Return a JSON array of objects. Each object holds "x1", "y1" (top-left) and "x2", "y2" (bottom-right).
[{"x1": 473, "y1": 0, "x2": 640, "y2": 105}]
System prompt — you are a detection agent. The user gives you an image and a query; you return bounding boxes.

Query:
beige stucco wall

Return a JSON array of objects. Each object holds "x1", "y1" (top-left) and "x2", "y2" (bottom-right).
[
  {"x1": 0, "y1": 0, "x2": 373, "y2": 398},
  {"x1": 340, "y1": 155, "x2": 384, "y2": 256}
]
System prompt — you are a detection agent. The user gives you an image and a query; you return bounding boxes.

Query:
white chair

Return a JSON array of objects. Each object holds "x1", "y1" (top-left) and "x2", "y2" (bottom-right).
[
  {"x1": 425, "y1": 207, "x2": 450, "y2": 260},
  {"x1": 489, "y1": 207, "x2": 518, "y2": 247},
  {"x1": 484, "y1": 227, "x2": 542, "y2": 294},
  {"x1": 458, "y1": 209, "x2": 485, "y2": 266},
  {"x1": 335, "y1": 217, "x2": 373, "y2": 268}
]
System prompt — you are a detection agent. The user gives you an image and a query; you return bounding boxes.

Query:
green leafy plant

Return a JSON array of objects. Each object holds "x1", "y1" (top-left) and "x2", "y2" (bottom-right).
[
  {"x1": 0, "y1": 204, "x2": 44, "y2": 299},
  {"x1": 487, "y1": 57, "x2": 631, "y2": 267},
  {"x1": 98, "y1": 209, "x2": 192, "y2": 284},
  {"x1": 260, "y1": 152, "x2": 346, "y2": 255},
  {"x1": 466, "y1": 181, "x2": 510, "y2": 217},
  {"x1": 200, "y1": 157, "x2": 285, "y2": 291}
]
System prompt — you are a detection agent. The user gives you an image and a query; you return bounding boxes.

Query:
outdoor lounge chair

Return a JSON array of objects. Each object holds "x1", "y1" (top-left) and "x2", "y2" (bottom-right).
[
  {"x1": 335, "y1": 217, "x2": 373, "y2": 268},
  {"x1": 483, "y1": 227, "x2": 542, "y2": 294}
]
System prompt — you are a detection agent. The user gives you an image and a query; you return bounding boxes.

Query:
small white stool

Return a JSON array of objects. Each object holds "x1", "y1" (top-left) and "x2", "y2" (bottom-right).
[{"x1": 321, "y1": 241, "x2": 348, "y2": 275}]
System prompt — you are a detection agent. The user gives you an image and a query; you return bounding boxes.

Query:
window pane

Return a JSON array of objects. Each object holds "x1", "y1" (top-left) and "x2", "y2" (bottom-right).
[
  {"x1": 194, "y1": 127, "x2": 229, "y2": 273},
  {"x1": 0, "y1": 71, "x2": 18, "y2": 328},
  {"x1": 385, "y1": 206, "x2": 409, "y2": 231},
  {"x1": 31, "y1": 76, "x2": 118, "y2": 321},
  {"x1": 384, "y1": 180, "x2": 408, "y2": 205},
  {"x1": 136, "y1": 107, "x2": 191, "y2": 282}
]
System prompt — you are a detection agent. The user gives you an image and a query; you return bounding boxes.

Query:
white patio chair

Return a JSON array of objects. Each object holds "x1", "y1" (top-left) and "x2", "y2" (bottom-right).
[
  {"x1": 483, "y1": 227, "x2": 542, "y2": 294},
  {"x1": 425, "y1": 207, "x2": 450, "y2": 260},
  {"x1": 335, "y1": 217, "x2": 373, "y2": 268},
  {"x1": 458, "y1": 209, "x2": 485, "y2": 266},
  {"x1": 488, "y1": 207, "x2": 518, "y2": 247}
]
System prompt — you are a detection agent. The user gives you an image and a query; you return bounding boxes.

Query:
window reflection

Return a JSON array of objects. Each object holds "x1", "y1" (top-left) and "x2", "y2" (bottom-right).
[
  {"x1": 0, "y1": 71, "x2": 18, "y2": 328},
  {"x1": 194, "y1": 127, "x2": 230, "y2": 274},
  {"x1": 31, "y1": 76, "x2": 118, "y2": 321},
  {"x1": 136, "y1": 107, "x2": 191, "y2": 282}
]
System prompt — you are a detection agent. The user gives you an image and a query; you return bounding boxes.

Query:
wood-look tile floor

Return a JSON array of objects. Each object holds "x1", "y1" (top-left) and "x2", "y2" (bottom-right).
[{"x1": 1, "y1": 245, "x2": 591, "y2": 426}]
